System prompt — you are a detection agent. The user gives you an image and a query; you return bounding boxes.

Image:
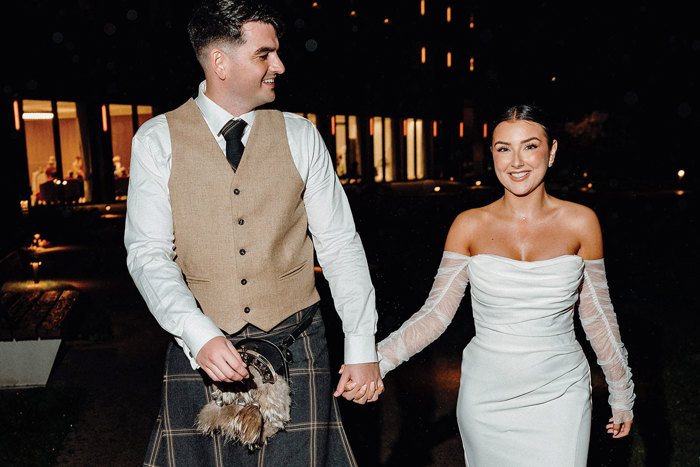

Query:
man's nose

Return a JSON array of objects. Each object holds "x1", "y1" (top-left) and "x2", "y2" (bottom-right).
[{"x1": 271, "y1": 54, "x2": 285, "y2": 74}]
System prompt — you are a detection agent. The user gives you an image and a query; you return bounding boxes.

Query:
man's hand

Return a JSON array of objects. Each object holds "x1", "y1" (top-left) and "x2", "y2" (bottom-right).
[
  {"x1": 196, "y1": 336, "x2": 249, "y2": 382},
  {"x1": 333, "y1": 363, "x2": 384, "y2": 404}
]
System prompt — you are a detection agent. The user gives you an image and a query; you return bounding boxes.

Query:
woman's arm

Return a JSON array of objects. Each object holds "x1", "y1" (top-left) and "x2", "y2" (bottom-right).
[
  {"x1": 376, "y1": 212, "x2": 474, "y2": 377},
  {"x1": 576, "y1": 207, "x2": 635, "y2": 436}
]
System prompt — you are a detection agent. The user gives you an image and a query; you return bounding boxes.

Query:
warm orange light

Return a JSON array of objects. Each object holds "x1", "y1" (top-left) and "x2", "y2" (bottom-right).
[
  {"x1": 331, "y1": 115, "x2": 336, "y2": 135},
  {"x1": 13, "y1": 100, "x2": 20, "y2": 131},
  {"x1": 369, "y1": 117, "x2": 374, "y2": 136},
  {"x1": 469, "y1": 14, "x2": 475, "y2": 29},
  {"x1": 447, "y1": 52, "x2": 452, "y2": 68},
  {"x1": 459, "y1": 122, "x2": 464, "y2": 138},
  {"x1": 312, "y1": 2, "x2": 319, "y2": 7},
  {"x1": 420, "y1": 0, "x2": 425, "y2": 16},
  {"x1": 101, "y1": 105, "x2": 108, "y2": 132},
  {"x1": 678, "y1": 169, "x2": 686, "y2": 180},
  {"x1": 403, "y1": 119, "x2": 407, "y2": 136},
  {"x1": 350, "y1": 10, "x2": 356, "y2": 16},
  {"x1": 469, "y1": 57, "x2": 475, "y2": 71},
  {"x1": 482, "y1": 123, "x2": 487, "y2": 138},
  {"x1": 432, "y1": 120, "x2": 438, "y2": 137},
  {"x1": 446, "y1": 7, "x2": 451, "y2": 22},
  {"x1": 421, "y1": 47, "x2": 426, "y2": 63},
  {"x1": 383, "y1": 18, "x2": 390, "y2": 24},
  {"x1": 475, "y1": 180, "x2": 482, "y2": 186},
  {"x1": 587, "y1": 182, "x2": 593, "y2": 189}
]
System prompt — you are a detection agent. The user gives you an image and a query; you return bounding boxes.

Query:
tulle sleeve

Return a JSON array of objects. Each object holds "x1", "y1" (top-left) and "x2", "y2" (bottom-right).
[
  {"x1": 377, "y1": 251, "x2": 471, "y2": 378},
  {"x1": 579, "y1": 259, "x2": 635, "y2": 423}
]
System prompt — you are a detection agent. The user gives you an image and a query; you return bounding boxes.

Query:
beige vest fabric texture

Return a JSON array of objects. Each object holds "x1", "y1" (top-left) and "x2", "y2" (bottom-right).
[{"x1": 166, "y1": 99, "x2": 319, "y2": 334}]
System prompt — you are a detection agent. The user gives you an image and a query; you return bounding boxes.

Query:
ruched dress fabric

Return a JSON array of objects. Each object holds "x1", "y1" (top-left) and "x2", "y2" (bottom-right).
[
  {"x1": 377, "y1": 252, "x2": 634, "y2": 467},
  {"x1": 458, "y1": 254, "x2": 591, "y2": 466}
]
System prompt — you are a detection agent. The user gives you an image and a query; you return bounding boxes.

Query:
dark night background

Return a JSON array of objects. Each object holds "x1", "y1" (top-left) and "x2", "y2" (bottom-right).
[{"x1": 1, "y1": 1, "x2": 699, "y2": 466}]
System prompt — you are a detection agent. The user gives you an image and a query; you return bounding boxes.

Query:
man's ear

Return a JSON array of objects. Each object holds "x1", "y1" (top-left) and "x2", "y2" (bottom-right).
[{"x1": 209, "y1": 47, "x2": 228, "y2": 80}]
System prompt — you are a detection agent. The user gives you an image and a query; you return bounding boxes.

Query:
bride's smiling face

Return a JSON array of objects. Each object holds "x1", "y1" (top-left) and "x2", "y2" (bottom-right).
[{"x1": 491, "y1": 120, "x2": 557, "y2": 197}]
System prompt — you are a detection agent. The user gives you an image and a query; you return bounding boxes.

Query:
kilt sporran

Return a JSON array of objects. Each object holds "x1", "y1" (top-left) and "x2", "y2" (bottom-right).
[{"x1": 196, "y1": 307, "x2": 316, "y2": 449}]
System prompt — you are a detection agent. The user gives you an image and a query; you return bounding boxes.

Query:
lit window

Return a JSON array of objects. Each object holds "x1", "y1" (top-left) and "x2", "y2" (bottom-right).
[
  {"x1": 108, "y1": 103, "x2": 134, "y2": 200},
  {"x1": 57, "y1": 101, "x2": 90, "y2": 202},
  {"x1": 335, "y1": 115, "x2": 347, "y2": 177},
  {"x1": 446, "y1": 7, "x2": 451, "y2": 22},
  {"x1": 469, "y1": 57, "x2": 475, "y2": 71},
  {"x1": 459, "y1": 122, "x2": 464, "y2": 138},
  {"x1": 447, "y1": 51, "x2": 452, "y2": 68},
  {"x1": 137, "y1": 105, "x2": 153, "y2": 127},
  {"x1": 420, "y1": 0, "x2": 425, "y2": 16},
  {"x1": 421, "y1": 46, "x2": 426, "y2": 64},
  {"x1": 23, "y1": 99, "x2": 56, "y2": 205},
  {"x1": 469, "y1": 14, "x2": 475, "y2": 29}
]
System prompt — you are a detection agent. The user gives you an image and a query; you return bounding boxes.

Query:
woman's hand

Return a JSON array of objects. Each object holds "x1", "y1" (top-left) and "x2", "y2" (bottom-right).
[{"x1": 606, "y1": 417, "x2": 633, "y2": 438}]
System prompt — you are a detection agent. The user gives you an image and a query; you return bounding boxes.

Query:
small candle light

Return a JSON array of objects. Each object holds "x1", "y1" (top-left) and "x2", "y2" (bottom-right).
[{"x1": 30, "y1": 261, "x2": 42, "y2": 284}]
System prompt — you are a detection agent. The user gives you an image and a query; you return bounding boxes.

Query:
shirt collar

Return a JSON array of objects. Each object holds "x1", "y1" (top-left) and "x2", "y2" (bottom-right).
[{"x1": 193, "y1": 80, "x2": 255, "y2": 137}]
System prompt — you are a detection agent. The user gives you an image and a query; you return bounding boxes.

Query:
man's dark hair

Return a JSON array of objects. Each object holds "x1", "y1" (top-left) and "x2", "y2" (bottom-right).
[
  {"x1": 187, "y1": 0, "x2": 284, "y2": 60},
  {"x1": 493, "y1": 104, "x2": 554, "y2": 146}
]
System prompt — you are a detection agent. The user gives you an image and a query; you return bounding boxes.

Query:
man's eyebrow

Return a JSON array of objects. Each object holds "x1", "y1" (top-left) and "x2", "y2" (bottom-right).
[{"x1": 254, "y1": 46, "x2": 276, "y2": 55}]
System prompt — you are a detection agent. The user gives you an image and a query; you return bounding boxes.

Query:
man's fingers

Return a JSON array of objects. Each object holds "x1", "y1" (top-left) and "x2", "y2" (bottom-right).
[{"x1": 334, "y1": 372, "x2": 351, "y2": 397}]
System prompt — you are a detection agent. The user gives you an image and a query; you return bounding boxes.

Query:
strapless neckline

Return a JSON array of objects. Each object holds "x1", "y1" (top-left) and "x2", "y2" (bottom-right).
[{"x1": 470, "y1": 254, "x2": 583, "y2": 264}]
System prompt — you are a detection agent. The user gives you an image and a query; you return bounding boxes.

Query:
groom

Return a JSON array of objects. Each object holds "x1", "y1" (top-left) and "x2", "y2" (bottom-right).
[{"x1": 124, "y1": 0, "x2": 383, "y2": 464}]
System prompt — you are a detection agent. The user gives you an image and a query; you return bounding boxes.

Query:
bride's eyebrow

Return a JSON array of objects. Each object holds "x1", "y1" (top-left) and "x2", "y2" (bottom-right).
[
  {"x1": 520, "y1": 137, "x2": 541, "y2": 144},
  {"x1": 493, "y1": 141, "x2": 511, "y2": 146}
]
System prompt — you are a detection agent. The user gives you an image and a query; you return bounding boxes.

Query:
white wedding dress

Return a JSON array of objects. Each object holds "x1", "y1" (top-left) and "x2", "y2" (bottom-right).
[{"x1": 377, "y1": 252, "x2": 635, "y2": 467}]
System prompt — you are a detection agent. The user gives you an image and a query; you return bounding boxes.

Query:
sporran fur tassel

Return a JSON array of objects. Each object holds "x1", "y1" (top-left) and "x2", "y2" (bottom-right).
[{"x1": 196, "y1": 366, "x2": 291, "y2": 449}]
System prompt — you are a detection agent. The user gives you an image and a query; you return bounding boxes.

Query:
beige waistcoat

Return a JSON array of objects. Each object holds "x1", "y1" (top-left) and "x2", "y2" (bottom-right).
[{"x1": 166, "y1": 99, "x2": 319, "y2": 333}]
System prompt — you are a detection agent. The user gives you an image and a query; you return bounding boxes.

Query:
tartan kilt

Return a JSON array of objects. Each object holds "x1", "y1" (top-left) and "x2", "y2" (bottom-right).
[{"x1": 144, "y1": 303, "x2": 357, "y2": 467}]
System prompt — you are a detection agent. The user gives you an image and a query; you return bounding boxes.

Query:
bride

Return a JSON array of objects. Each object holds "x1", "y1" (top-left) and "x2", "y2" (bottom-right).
[{"x1": 372, "y1": 105, "x2": 635, "y2": 466}]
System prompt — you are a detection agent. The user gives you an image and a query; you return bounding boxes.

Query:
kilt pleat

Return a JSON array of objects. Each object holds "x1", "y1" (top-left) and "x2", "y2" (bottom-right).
[{"x1": 144, "y1": 303, "x2": 357, "y2": 467}]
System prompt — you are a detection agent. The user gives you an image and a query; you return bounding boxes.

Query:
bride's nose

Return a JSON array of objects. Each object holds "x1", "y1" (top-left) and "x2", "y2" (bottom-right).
[{"x1": 511, "y1": 151, "x2": 524, "y2": 168}]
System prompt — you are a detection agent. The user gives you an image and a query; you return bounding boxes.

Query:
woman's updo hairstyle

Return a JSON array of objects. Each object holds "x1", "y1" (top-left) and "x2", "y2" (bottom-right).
[{"x1": 492, "y1": 105, "x2": 553, "y2": 147}]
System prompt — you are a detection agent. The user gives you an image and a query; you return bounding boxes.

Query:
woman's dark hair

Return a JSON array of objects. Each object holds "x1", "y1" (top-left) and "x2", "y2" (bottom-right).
[
  {"x1": 492, "y1": 105, "x2": 553, "y2": 146},
  {"x1": 187, "y1": 0, "x2": 284, "y2": 60}
]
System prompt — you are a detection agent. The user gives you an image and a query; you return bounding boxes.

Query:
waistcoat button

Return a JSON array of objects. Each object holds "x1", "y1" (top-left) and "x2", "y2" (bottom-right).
[
  {"x1": 244, "y1": 307, "x2": 251, "y2": 313},
  {"x1": 238, "y1": 218, "x2": 245, "y2": 225},
  {"x1": 233, "y1": 188, "x2": 240, "y2": 195},
  {"x1": 241, "y1": 279, "x2": 247, "y2": 285},
  {"x1": 239, "y1": 249, "x2": 246, "y2": 255}
]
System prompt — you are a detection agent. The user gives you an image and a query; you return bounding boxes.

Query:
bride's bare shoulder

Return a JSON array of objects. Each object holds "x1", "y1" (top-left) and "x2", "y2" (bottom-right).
[
  {"x1": 445, "y1": 203, "x2": 497, "y2": 254},
  {"x1": 451, "y1": 203, "x2": 496, "y2": 230},
  {"x1": 553, "y1": 198, "x2": 600, "y2": 230}
]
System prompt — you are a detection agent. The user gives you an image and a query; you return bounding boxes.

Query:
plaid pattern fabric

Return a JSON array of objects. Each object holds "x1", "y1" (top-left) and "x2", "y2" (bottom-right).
[{"x1": 144, "y1": 303, "x2": 357, "y2": 467}]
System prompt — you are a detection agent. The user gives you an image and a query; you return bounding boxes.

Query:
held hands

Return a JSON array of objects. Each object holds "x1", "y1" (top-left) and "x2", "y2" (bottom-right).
[
  {"x1": 196, "y1": 336, "x2": 249, "y2": 382},
  {"x1": 606, "y1": 417, "x2": 633, "y2": 438},
  {"x1": 333, "y1": 363, "x2": 384, "y2": 404}
]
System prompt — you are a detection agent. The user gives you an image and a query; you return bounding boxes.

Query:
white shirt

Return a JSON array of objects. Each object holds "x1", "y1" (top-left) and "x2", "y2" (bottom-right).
[{"x1": 124, "y1": 81, "x2": 378, "y2": 369}]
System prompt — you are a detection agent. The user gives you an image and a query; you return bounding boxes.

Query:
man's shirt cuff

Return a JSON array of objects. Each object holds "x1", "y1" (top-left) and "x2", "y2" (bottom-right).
[{"x1": 344, "y1": 335, "x2": 378, "y2": 364}]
